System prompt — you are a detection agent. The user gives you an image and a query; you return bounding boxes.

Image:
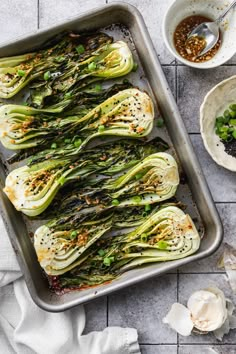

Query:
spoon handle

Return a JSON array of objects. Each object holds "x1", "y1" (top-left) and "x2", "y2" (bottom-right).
[{"x1": 215, "y1": 0, "x2": 236, "y2": 24}]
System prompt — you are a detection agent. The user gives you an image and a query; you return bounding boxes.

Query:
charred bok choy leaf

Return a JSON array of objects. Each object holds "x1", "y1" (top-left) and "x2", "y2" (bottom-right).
[
  {"x1": 0, "y1": 88, "x2": 154, "y2": 151},
  {"x1": 34, "y1": 206, "x2": 200, "y2": 279},
  {"x1": 34, "y1": 206, "x2": 156, "y2": 276},
  {"x1": 3, "y1": 139, "x2": 168, "y2": 216},
  {"x1": 46, "y1": 152, "x2": 179, "y2": 217}
]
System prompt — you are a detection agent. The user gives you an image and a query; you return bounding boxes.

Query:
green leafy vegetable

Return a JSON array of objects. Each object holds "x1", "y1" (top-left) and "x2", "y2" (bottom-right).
[
  {"x1": 0, "y1": 88, "x2": 154, "y2": 151},
  {"x1": 0, "y1": 32, "x2": 113, "y2": 99},
  {"x1": 34, "y1": 206, "x2": 200, "y2": 281},
  {"x1": 40, "y1": 152, "x2": 179, "y2": 219},
  {"x1": 3, "y1": 138, "x2": 168, "y2": 216}
]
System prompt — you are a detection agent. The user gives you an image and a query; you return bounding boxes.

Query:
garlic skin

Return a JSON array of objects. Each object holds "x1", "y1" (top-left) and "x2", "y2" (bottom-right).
[
  {"x1": 162, "y1": 303, "x2": 193, "y2": 336},
  {"x1": 187, "y1": 288, "x2": 228, "y2": 332}
]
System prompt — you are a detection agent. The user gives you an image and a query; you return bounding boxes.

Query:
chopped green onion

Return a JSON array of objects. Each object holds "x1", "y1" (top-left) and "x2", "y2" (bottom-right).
[
  {"x1": 135, "y1": 172, "x2": 143, "y2": 180},
  {"x1": 230, "y1": 104, "x2": 236, "y2": 111},
  {"x1": 158, "y1": 240, "x2": 168, "y2": 249},
  {"x1": 44, "y1": 71, "x2": 51, "y2": 80},
  {"x1": 229, "y1": 119, "x2": 236, "y2": 126},
  {"x1": 70, "y1": 231, "x2": 77, "y2": 240},
  {"x1": 216, "y1": 116, "x2": 225, "y2": 124},
  {"x1": 17, "y1": 69, "x2": 25, "y2": 77},
  {"x1": 58, "y1": 176, "x2": 66, "y2": 186},
  {"x1": 132, "y1": 63, "x2": 138, "y2": 72},
  {"x1": 229, "y1": 111, "x2": 236, "y2": 118},
  {"x1": 223, "y1": 110, "x2": 231, "y2": 120},
  {"x1": 103, "y1": 256, "x2": 115, "y2": 266},
  {"x1": 233, "y1": 130, "x2": 236, "y2": 139},
  {"x1": 157, "y1": 118, "x2": 164, "y2": 127},
  {"x1": 64, "y1": 92, "x2": 72, "y2": 99},
  {"x1": 94, "y1": 84, "x2": 102, "y2": 91},
  {"x1": 220, "y1": 132, "x2": 229, "y2": 141},
  {"x1": 76, "y1": 44, "x2": 85, "y2": 54},
  {"x1": 145, "y1": 204, "x2": 151, "y2": 212},
  {"x1": 55, "y1": 56, "x2": 65, "y2": 62},
  {"x1": 98, "y1": 249, "x2": 106, "y2": 257},
  {"x1": 112, "y1": 199, "x2": 120, "y2": 206},
  {"x1": 215, "y1": 122, "x2": 223, "y2": 129},
  {"x1": 64, "y1": 138, "x2": 71, "y2": 144},
  {"x1": 219, "y1": 126, "x2": 229, "y2": 133},
  {"x1": 132, "y1": 195, "x2": 142, "y2": 203},
  {"x1": 74, "y1": 138, "x2": 82, "y2": 148},
  {"x1": 51, "y1": 143, "x2": 57, "y2": 149},
  {"x1": 88, "y1": 62, "x2": 96, "y2": 71},
  {"x1": 98, "y1": 125, "x2": 105, "y2": 132}
]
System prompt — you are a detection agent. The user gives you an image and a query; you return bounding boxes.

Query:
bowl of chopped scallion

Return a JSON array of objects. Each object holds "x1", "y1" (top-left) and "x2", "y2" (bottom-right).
[{"x1": 200, "y1": 75, "x2": 236, "y2": 171}]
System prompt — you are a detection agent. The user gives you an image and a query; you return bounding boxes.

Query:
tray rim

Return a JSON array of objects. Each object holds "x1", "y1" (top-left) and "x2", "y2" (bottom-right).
[{"x1": 0, "y1": 1, "x2": 223, "y2": 312}]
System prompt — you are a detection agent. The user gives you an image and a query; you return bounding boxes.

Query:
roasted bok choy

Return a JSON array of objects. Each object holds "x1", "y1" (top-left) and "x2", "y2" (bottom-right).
[
  {"x1": 0, "y1": 88, "x2": 154, "y2": 150},
  {"x1": 3, "y1": 140, "x2": 169, "y2": 216},
  {"x1": 46, "y1": 152, "x2": 179, "y2": 218},
  {"x1": 0, "y1": 32, "x2": 134, "y2": 101},
  {"x1": 34, "y1": 206, "x2": 200, "y2": 280}
]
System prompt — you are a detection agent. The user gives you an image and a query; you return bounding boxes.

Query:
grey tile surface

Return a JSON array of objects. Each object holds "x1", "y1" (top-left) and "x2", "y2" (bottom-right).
[
  {"x1": 190, "y1": 135, "x2": 236, "y2": 202},
  {"x1": 1, "y1": 0, "x2": 236, "y2": 352},
  {"x1": 179, "y1": 203, "x2": 236, "y2": 273},
  {"x1": 84, "y1": 296, "x2": 107, "y2": 334},
  {"x1": 177, "y1": 66, "x2": 236, "y2": 133},
  {"x1": 179, "y1": 345, "x2": 236, "y2": 354},
  {"x1": 163, "y1": 66, "x2": 176, "y2": 99},
  {"x1": 39, "y1": 0, "x2": 106, "y2": 28},
  {"x1": 108, "y1": 275, "x2": 177, "y2": 344},
  {"x1": 0, "y1": 0, "x2": 38, "y2": 44},
  {"x1": 141, "y1": 345, "x2": 177, "y2": 354},
  {"x1": 108, "y1": 0, "x2": 175, "y2": 65},
  {"x1": 178, "y1": 274, "x2": 236, "y2": 344}
]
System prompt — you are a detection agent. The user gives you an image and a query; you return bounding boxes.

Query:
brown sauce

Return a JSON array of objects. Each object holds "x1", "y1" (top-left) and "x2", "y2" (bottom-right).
[{"x1": 174, "y1": 15, "x2": 221, "y2": 63}]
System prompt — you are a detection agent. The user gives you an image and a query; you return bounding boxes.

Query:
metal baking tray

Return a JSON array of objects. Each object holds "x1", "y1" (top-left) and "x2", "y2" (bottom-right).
[{"x1": 0, "y1": 2, "x2": 223, "y2": 312}]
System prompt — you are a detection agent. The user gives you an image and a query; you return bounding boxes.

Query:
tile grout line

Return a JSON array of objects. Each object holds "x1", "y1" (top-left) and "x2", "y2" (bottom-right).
[
  {"x1": 37, "y1": 0, "x2": 40, "y2": 29},
  {"x1": 106, "y1": 296, "x2": 109, "y2": 327},
  {"x1": 175, "y1": 59, "x2": 180, "y2": 354},
  {"x1": 139, "y1": 342, "x2": 236, "y2": 346}
]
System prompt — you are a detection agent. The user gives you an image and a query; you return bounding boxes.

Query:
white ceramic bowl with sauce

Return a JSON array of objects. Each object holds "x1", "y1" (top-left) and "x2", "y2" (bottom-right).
[
  {"x1": 162, "y1": 0, "x2": 236, "y2": 68},
  {"x1": 200, "y1": 75, "x2": 236, "y2": 171}
]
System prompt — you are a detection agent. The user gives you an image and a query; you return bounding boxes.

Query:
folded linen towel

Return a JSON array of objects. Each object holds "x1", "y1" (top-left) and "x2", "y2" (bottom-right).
[{"x1": 0, "y1": 216, "x2": 141, "y2": 354}]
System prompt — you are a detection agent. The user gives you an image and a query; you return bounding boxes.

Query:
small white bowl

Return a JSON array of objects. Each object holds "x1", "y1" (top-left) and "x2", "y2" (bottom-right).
[
  {"x1": 200, "y1": 75, "x2": 236, "y2": 171},
  {"x1": 162, "y1": 0, "x2": 236, "y2": 69}
]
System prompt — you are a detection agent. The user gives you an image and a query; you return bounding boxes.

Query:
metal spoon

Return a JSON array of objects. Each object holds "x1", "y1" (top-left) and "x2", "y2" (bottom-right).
[{"x1": 187, "y1": 0, "x2": 236, "y2": 56}]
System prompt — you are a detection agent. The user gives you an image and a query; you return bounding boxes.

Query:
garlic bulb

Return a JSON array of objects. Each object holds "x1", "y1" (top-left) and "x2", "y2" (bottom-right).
[
  {"x1": 163, "y1": 286, "x2": 236, "y2": 339},
  {"x1": 187, "y1": 288, "x2": 228, "y2": 331}
]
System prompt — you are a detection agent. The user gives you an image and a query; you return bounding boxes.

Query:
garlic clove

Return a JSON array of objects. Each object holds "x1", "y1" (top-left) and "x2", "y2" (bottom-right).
[{"x1": 163, "y1": 302, "x2": 193, "y2": 336}]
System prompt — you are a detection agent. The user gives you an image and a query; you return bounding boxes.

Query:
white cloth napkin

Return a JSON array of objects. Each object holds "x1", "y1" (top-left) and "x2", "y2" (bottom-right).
[{"x1": 0, "y1": 217, "x2": 141, "y2": 354}]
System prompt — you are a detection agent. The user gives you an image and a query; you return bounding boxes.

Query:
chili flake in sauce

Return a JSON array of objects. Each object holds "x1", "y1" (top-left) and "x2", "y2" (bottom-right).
[{"x1": 174, "y1": 15, "x2": 221, "y2": 62}]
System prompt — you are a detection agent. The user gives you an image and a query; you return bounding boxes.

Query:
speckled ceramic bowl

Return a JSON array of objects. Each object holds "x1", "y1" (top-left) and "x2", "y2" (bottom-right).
[
  {"x1": 200, "y1": 75, "x2": 236, "y2": 171},
  {"x1": 162, "y1": 0, "x2": 236, "y2": 68}
]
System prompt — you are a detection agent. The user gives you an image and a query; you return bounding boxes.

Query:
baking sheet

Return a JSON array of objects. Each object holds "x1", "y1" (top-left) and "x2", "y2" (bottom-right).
[{"x1": 0, "y1": 2, "x2": 223, "y2": 311}]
